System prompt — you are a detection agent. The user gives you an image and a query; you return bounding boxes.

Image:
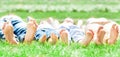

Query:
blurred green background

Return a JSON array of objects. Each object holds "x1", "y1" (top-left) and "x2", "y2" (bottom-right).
[{"x1": 0, "y1": 0, "x2": 120, "y2": 22}]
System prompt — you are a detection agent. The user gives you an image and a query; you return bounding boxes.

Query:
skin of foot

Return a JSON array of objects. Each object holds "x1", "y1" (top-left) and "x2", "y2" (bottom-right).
[
  {"x1": 79, "y1": 29, "x2": 94, "y2": 47},
  {"x1": 107, "y1": 24, "x2": 119, "y2": 45},
  {"x1": 2, "y1": 22, "x2": 18, "y2": 44},
  {"x1": 48, "y1": 33, "x2": 58, "y2": 45},
  {"x1": 24, "y1": 17, "x2": 38, "y2": 44},
  {"x1": 39, "y1": 34, "x2": 47, "y2": 43},
  {"x1": 60, "y1": 30, "x2": 68, "y2": 44},
  {"x1": 98, "y1": 29, "x2": 106, "y2": 44},
  {"x1": 95, "y1": 26, "x2": 106, "y2": 45}
]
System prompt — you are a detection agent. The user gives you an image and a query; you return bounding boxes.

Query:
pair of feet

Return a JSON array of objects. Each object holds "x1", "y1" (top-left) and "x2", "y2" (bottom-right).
[
  {"x1": 95, "y1": 24, "x2": 119, "y2": 45},
  {"x1": 39, "y1": 33, "x2": 58, "y2": 45},
  {"x1": 2, "y1": 17, "x2": 38, "y2": 44}
]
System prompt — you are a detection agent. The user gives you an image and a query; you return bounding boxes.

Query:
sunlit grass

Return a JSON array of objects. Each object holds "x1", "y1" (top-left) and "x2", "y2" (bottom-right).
[
  {"x1": 0, "y1": 40, "x2": 120, "y2": 57},
  {"x1": 0, "y1": 11, "x2": 120, "y2": 23}
]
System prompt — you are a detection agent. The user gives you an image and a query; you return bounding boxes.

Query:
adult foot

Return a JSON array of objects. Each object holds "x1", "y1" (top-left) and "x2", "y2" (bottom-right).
[
  {"x1": 2, "y1": 22, "x2": 18, "y2": 44},
  {"x1": 79, "y1": 29, "x2": 94, "y2": 47},
  {"x1": 24, "y1": 17, "x2": 38, "y2": 44},
  {"x1": 107, "y1": 24, "x2": 119, "y2": 45},
  {"x1": 95, "y1": 26, "x2": 105, "y2": 45}
]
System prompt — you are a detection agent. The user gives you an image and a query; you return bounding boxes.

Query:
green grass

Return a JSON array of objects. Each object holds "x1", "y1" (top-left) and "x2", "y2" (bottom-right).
[
  {"x1": 0, "y1": 11, "x2": 120, "y2": 23},
  {"x1": 1, "y1": 0, "x2": 120, "y2": 12},
  {"x1": 1, "y1": 40, "x2": 120, "y2": 57}
]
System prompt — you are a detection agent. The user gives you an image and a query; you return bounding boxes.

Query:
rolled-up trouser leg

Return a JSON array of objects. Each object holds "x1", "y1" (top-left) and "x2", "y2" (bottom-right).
[
  {"x1": 59, "y1": 25, "x2": 72, "y2": 43},
  {"x1": 11, "y1": 19, "x2": 27, "y2": 42},
  {"x1": 0, "y1": 19, "x2": 5, "y2": 40},
  {"x1": 0, "y1": 29, "x2": 5, "y2": 41},
  {"x1": 35, "y1": 29, "x2": 45, "y2": 40},
  {"x1": 35, "y1": 28, "x2": 59, "y2": 41},
  {"x1": 41, "y1": 28, "x2": 60, "y2": 38},
  {"x1": 70, "y1": 28, "x2": 85, "y2": 43}
]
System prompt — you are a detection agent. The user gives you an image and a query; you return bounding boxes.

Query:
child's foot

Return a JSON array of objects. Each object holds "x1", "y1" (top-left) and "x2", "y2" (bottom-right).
[
  {"x1": 95, "y1": 26, "x2": 105, "y2": 45},
  {"x1": 79, "y1": 29, "x2": 94, "y2": 47},
  {"x1": 48, "y1": 33, "x2": 58, "y2": 45},
  {"x1": 2, "y1": 22, "x2": 18, "y2": 44},
  {"x1": 107, "y1": 24, "x2": 119, "y2": 45},
  {"x1": 60, "y1": 31, "x2": 68, "y2": 44},
  {"x1": 24, "y1": 17, "x2": 38, "y2": 44},
  {"x1": 39, "y1": 34, "x2": 47, "y2": 43}
]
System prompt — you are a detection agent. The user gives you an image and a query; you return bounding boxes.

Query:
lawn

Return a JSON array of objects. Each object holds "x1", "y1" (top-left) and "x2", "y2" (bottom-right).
[
  {"x1": 0, "y1": 0, "x2": 120, "y2": 57},
  {"x1": 0, "y1": 11, "x2": 120, "y2": 23},
  {"x1": 0, "y1": 37, "x2": 120, "y2": 57}
]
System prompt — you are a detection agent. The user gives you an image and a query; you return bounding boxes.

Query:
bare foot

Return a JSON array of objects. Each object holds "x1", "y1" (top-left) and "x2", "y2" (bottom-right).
[
  {"x1": 2, "y1": 22, "x2": 18, "y2": 44},
  {"x1": 107, "y1": 24, "x2": 119, "y2": 45},
  {"x1": 39, "y1": 34, "x2": 47, "y2": 43},
  {"x1": 79, "y1": 29, "x2": 94, "y2": 47},
  {"x1": 95, "y1": 26, "x2": 105, "y2": 45},
  {"x1": 48, "y1": 33, "x2": 58, "y2": 45},
  {"x1": 24, "y1": 17, "x2": 38, "y2": 44},
  {"x1": 60, "y1": 30, "x2": 68, "y2": 44},
  {"x1": 98, "y1": 29, "x2": 106, "y2": 44}
]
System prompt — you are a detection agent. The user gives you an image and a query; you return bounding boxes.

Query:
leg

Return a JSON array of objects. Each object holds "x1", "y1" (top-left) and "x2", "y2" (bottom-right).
[
  {"x1": 79, "y1": 29, "x2": 94, "y2": 47},
  {"x1": 24, "y1": 17, "x2": 38, "y2": 43},
  {"x1": 2, "y1": 22, "x2": 18, "y2": 44},
  {"x1": 107, "y1": 24, "x2": 119, "y2": 45}
]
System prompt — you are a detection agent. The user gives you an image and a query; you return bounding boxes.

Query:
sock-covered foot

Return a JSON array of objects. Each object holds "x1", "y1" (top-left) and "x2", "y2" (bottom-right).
[{"x1": 2, "y1": 22, "x2": 18, "y2": 44}]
